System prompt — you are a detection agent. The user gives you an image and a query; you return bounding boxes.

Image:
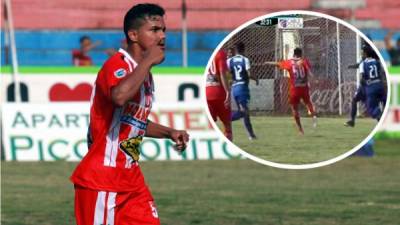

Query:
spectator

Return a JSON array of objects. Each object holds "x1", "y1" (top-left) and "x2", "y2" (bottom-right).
[
  {"x1": 384, "y1": 30, "x2": 400, "y2": 66},
  {"x1": 72, "y1": 35, "x2": 101, "y2": 66}
]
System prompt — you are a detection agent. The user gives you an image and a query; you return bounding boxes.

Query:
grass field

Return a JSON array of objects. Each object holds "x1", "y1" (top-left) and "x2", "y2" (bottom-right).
[
  {"x1": 1, "y1": 139, "x2": 399, "y2": 225},
  {"x1": 230, "y1": 116, "x2": 376, "y2": 164}
]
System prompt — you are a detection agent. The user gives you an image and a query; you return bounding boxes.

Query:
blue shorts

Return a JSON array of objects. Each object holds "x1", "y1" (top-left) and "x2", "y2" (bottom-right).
[
  {"x1": 354, "y1": 86, "x2": 366, "y2": 103},
  {"x1": 365, "y1": 83, "x2": 386, "y2": 118},
  {"x1": 232, "y1": 84, "x2": 250, "y2": 109}
]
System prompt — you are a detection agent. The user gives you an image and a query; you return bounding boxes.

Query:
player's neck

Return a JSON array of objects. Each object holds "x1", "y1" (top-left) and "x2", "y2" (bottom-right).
[{"x1": 126, "y1": 45, "x2": 144, "y2": 63}]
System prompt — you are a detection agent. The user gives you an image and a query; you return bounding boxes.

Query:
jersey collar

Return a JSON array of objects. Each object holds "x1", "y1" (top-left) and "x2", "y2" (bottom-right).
[{"x1": 118, "y1": 48, "x2": 138, "y2": 67}]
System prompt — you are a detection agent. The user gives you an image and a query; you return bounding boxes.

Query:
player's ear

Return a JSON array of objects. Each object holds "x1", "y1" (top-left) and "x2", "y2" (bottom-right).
[{"x1": 128, "y1": 29, "x2": 139, "y2": 43}]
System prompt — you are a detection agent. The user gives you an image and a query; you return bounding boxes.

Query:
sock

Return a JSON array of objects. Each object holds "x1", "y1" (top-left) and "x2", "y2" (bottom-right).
[
  {"x1": 305, "y1": 102, "x2": 315, "y2": 116},
  {"x1": 294, "y1": 115, "x2": 303, "y2": 132},
  {"x1": 350, "y1": 99, "x2": 357, "y2": 122},
  {"x1": 223, "y1": 123, "x2": 233, "y2": 141},
  {"x1": 243, "y1": 114, "x2": 255, "y2": 137}
]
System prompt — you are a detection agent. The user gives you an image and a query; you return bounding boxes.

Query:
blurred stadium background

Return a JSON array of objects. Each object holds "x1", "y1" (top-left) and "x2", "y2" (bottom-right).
[
  {"x1": 1, "y1": 0, "x2": 400, "y2": 224},
  {"x1": 2, "y1": 0, "x2": 400, "y2": 66}
]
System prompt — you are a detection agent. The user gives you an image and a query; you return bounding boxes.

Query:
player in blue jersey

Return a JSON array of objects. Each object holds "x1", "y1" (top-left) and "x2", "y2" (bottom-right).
[
  {"x1": 344, "y1": 42, "x2": 380, "y2": 127},
  {"x1": 358, "y1": 45, "x2": 386, "y2": 121},
  {"x1": 344, "y1": 79, "x2": 367, "y2": 127},
  {"x1": 227, "y1": 42, "x2": 258, "y2": 140}
]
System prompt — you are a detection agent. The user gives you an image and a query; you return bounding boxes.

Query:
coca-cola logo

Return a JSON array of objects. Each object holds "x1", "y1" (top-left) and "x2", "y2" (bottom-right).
[{"x1": 310, "y1": 81, "x2": 358, "y2": 114}]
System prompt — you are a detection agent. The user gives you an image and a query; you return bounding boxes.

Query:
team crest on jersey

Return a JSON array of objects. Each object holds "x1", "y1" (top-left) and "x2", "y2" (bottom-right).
[
  {"x1": 114, "y1": 68, "x2": 127, "y2": 78},
  {"x1": 119, "y1": 136, "x2": 143, "y2": 161}
]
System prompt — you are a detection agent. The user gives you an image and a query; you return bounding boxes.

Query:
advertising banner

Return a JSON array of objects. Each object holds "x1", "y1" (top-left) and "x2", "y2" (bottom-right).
[
  {"x1": 1, "y1": 74, "x2": 204, "y2": 103},
  {"x1": 379, "y1": 106, "x2": 400, "y2": 132},
  {"x1": 1, "y1": 103, "x2": 242, "y2": 161}
]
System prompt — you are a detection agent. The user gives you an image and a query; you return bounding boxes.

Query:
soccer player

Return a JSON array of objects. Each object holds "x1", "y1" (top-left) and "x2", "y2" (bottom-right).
[
  {"x1": 227, "y1": 47, "x2": 235, "y2": 58},
  {"x1": 344, "y1": 79, "x2": 366, "y2": 127},
  {"x1": 206, "y1": 49, "x2": 233, "y2": 140},
  {"x1": 358, "y1": 45, "x2": 386, "y2": 121},
  {"x1": 264, "y1": 47, "x2": 317, "y2": 135},
  {"x1": 70, "y1": 4, "x2": 189, "y2": 225},
  {"x1": 227, "y1": 42, "x2": 258, "y2": 140},
  {"x1": 344, "y1": 41, "x2": 378, "y2": 127}
]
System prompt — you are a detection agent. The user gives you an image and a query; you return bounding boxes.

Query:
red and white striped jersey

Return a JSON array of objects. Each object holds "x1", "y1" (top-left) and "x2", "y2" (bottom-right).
[
  {"x1": 206, "y1": 49, "x2": 228, "y2": 101},
  {"x1": 71, "y1": 48, "x2": 154, "y2": 192},
  {"x1": 278, "y1": 57, "x2": 311, "y2": 88}
]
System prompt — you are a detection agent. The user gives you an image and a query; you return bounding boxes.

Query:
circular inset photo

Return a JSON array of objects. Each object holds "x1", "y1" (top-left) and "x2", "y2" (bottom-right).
[{"x1": 204, "y1": 11, "x2": 390, "y2": 169}]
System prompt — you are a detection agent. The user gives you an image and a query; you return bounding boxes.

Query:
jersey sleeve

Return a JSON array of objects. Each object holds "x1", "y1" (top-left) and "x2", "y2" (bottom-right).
[
  {"x1": 358, "y1": 61, "x2": 365, "y2": 74},
  {"x1": 98, "y1": 58, "x2": 130, "y2": 100},
  {"x1": 226, "y1": 58, "x2": 231, "y2": 71},
  {"x1": 303, "y1": 58, "x2": 311, "y2": 70},
  {"x1": 217, "y1": 51, "x2": 228, "y2": 75},
  {"x1": 278, "y1": 60, "x2": 291, "y2": 70},
  {"x1": 245, "y1": 57, "x2": 251, "y2": 70}
]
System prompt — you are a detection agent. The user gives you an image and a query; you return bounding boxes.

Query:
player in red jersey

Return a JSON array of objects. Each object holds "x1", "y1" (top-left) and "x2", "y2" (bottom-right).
[
  {"x1": 265, "y1": 48, "x2": 317, "y2": 135},
  {"x1": 70, "y1": 4, "x2": 189, "y2": 225},
  {"x1": 206, "y1": 49, "x2": 232, "y2": 140}
]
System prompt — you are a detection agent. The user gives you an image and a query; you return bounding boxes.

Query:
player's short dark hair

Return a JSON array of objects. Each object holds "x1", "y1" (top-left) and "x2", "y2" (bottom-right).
[
  {"x1": 79, "y1": 35, "x2": 90, "y2": 43},
  {"x1": 227, "y1": 47, "x2": 235, "y2": 54},
  {"x1": 362, "y1": 43, "x2": 379, "y2": 59},
  {"x1": 294, "y1": 47, "x2": 302, "y2": 57},
  {"x1": 236, "y1": 42, "x2": 245, "y2": 54},
  {"x1": 362, "y1": 45, "x2": 375, "y2": 57},
  {"x1": 123, "y1": 3, "x2": 165, "y2": 44}
]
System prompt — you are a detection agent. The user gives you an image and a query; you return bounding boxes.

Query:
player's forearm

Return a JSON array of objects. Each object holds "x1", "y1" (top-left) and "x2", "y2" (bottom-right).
[
  {"x1": 384, "y1": 31, "x2": 393, "y2": 49},
  {"x1": 348, "y1": 64, "x2": 359, "y2": 69},
  {"x1": 220, "y1": 72, "x2": 231, "y2": 94},
  {"x1": 308, "y1": 70, "x2": 315, "y2": 79},
  {"x1": 111, "y1": 60, "x2": 152, "y2": 106},
  {"x1": 145, "y1": 120, "x2": 174, "y2": 139},
  {"x1": 87, "y1": 41, "x2": 101, "y2": 51},
  {"x1": 264, "y1": 61, "x2": 279, "y2": 66}
]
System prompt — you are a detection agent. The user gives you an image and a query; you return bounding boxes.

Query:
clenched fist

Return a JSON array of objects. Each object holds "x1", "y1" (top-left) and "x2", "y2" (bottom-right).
[
  {"x1": 143, "y1": 45, "x2": 165, "y2": 66},
  {"x1": 169, "y1": 130, "x2": 190, "y2": 153}
]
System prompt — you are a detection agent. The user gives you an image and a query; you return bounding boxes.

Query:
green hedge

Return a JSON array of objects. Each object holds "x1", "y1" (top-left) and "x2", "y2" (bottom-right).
[
  {"x1": 375, "y1": 131, "x2": 400, "y2": 139},
  {"x1": 389, "y1": 66, "x2": 400, "y2": 75}
]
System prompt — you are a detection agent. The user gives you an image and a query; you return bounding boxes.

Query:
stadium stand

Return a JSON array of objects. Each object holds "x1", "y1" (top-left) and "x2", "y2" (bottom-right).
[{"x1": 1, "y1": 0, "x2": 400, "y2": 66}]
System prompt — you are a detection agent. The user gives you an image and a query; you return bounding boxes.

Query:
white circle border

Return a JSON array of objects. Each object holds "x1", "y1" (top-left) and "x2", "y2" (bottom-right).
[{"x1": 202, "y1": 10, "x2": 392, "y2": 170}]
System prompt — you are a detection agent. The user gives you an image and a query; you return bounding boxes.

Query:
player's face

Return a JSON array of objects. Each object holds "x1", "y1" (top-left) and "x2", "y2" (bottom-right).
[
  {"x1": 362, "y1": 50, "x2": 367, "y2": 58},
  {"x1": 136, "y1": 16, "x2": 166, "y2": 52},
  {"x1": 227, "y1": 48, "x2": 233, "y2": 58}
]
